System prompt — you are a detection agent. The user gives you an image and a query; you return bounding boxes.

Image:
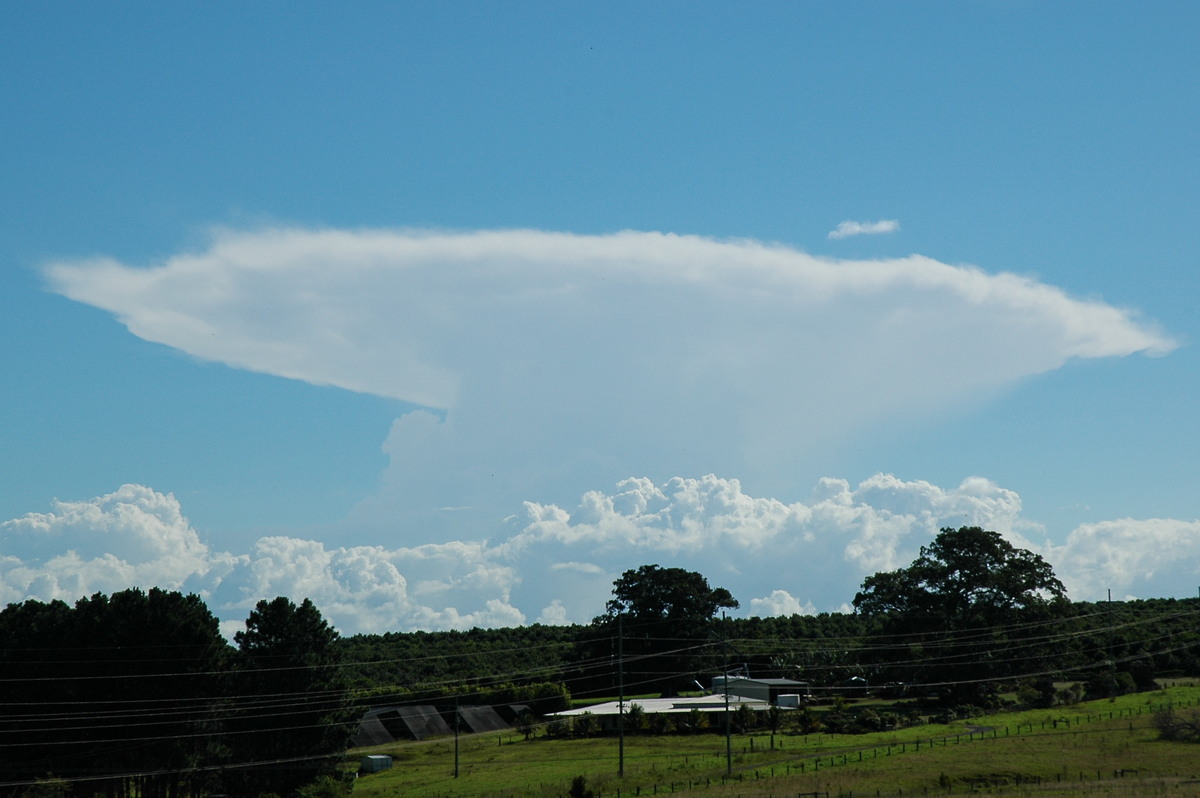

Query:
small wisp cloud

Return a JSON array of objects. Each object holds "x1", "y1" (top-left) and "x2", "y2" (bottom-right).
[{"x1": 829, "y1": 219, "x2": 901, "y2": 239}]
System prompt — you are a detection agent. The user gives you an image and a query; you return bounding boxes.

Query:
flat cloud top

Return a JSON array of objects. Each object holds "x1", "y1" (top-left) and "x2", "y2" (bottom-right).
[
  {"x1": 46, "y1": 228, "x2": 1173, "y2": 410},
  {"x1": 44, "y1": 228, "x2": 1175, "y2": 518}
]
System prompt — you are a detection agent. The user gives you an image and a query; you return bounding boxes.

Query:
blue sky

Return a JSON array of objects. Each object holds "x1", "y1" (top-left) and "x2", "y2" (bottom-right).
[{"x1": 2, "y1": 3, "x2": 1198, "y2": 636}]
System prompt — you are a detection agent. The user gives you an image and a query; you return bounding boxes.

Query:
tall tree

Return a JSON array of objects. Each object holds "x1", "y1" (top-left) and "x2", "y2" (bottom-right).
[
  {"x1": 853, "y1": 526, "x2": 1065, "y2": 618},
  {"x1": 226, "y1": 597, "x2": 354, "y2": 797},
  {"x1": 602, "y1": 565, "x2": 739, "y2": 623},
  {"x1": 590, "y1": 565, "x2": 738, "y2": 697},
  {"x1": 853, "y1": 526, "x2": 1067, "y2": 704}
]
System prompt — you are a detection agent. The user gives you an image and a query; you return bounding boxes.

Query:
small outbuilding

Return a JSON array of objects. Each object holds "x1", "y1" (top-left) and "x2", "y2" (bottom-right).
[{"x1": 360, "y1": 755, "x2": 392, "y2": 773}]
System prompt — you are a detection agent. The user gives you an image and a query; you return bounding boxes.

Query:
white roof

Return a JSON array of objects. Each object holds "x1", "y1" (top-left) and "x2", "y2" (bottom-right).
[{"x1": 549, "y1": 693, "x2": 773, "y2": 718}]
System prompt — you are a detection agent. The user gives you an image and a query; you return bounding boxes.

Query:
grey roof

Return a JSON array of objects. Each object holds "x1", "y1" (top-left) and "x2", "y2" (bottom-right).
[
  {"x1": 716, "y1": 677, "x2": 808, "y2": 686},
  {"x1": 456, "y1": 704, "x2": 510, "y2": 734},
  {"x1": 354, "y1": 705, "x2": 452, "y2": 745}
]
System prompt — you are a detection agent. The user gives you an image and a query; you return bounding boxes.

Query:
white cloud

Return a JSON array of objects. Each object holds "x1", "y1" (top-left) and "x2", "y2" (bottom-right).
[
  {"x1": 8, "y1": 476, "x2": 1195, "y2": 636},
  {"x1": 1044, "y1": 518, "x2": 1200, "y2": 600},
  {"x1": 750, "y1": 590, "x2": 816, "y2": 617},
  {"x1": 24, "y1": 228, "x2": 1186, "y2": 632},
  {"x1": 0, "y1": 485, "x2": 524, "y2": 633},
  {"x1": 0, "y1": 484, "x2": 226, "y2": 605},
  {"x1": 44, "y1": 227, "x2": 1174, "y2": 539},
  {"x1": 538, "y1": 599, "x2": 569, "y2": 625},
  {"x1": 828, "y1": 219, "x2": 901, "y2": 239}
]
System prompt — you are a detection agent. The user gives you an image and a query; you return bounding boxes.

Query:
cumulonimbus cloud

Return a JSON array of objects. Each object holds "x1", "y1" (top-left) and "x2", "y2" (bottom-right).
[
  {"x1": 45, "y1": 228, "x2": 1172, "y2": 411},
  {"x1": 828, "y1": 219, "x2": 901, "y2": 239},
  {"x1": 43, "y1": 227, "x2": 1175, "y2": 530},
  {"x1": 3, "y1": 477, "x2": 1194, "y2": 636}
]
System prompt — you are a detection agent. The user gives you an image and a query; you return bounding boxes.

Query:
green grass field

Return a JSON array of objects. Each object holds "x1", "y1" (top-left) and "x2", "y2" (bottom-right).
[{"x1": 346, "y1": 686, "x2": 1200, "y2": 797}]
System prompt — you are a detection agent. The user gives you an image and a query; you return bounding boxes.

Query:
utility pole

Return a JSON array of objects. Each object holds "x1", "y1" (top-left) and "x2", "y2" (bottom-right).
[
  {"x1": 723, "y1": 612, "x2": 731, "y2": 777},
  {"x1": 454, "y1": 694, "x2": 460, "y2": 778},
  {"x1": 618, "y1": 613, "x2": 625, "y2": 778}
]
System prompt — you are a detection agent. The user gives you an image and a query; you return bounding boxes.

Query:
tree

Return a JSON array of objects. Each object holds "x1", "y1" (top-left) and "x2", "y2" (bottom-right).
[
  {"x1": 623, "y1": 701, "x2": 647, "y2": 733},
  {"x1": 517, "y1": 709, "x2": 537, "y2": 740},
  {"x1": 226, "y1": 597, "x2": 355, "y2": 797},
  {"x1": 590, "y1": 565, "x2": 738, "y2": 697},
  {"x1": 601, "y1": 564, "x2": 739, "y2": 623},
  {"x1": 853, "y1": 526, "x2": 1065, "y2": 619},
  {"x1": 765, "y1": 704, "x2": 784, "y2": 749},
  {"x1": 853, "y1": 527, "x2": 1067, "y2": 704}
]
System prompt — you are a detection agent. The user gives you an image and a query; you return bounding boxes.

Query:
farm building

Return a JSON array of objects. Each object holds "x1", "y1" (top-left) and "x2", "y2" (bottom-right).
[
  {"x1": 709, "y1": 676, "x2": 809, "y2": 704},
  {"x1": 547, "y1": 692, "x2": 774, "y2": 733}
]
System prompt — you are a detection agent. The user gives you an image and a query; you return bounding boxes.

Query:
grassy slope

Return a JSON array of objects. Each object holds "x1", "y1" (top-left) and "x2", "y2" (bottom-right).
[{"x1": 347, "y1": 686, "x2": 1200, "y2": 798}]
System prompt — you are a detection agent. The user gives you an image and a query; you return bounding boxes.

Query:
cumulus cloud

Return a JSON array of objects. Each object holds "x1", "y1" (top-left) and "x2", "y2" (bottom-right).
[
  {"x1": 828, "y1": 219, "x2": 901, "y2": 239},
  {"x1": 6, "y1": 476, "x2": 1194, "y2": 636},
  {"x1": 0, "y1": 485, "x2": 524, "y2": 634},
  {"x1": 1044, "y1": 518, "x2": 1200, "y2": 600},
  {"x1": 43, "y1": 227, "x2": 1174, "y2": 539},
  {"x1": 0, "y1": 484, "x2": 227, "y2": 606},
  {"x1": 750, "y1": 590, "x2": 816, "y2": 617}
]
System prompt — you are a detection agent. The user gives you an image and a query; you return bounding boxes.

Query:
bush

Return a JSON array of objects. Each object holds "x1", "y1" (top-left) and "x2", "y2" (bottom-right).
[
  {"x1": 1155, "y1": 708, "x2": 1200, "y2": 742},
  {"x1": 295, "y1": 777, "x2": 351, "y2": 798},
  {"x1": 1057, "y1": 683, "x2": 1083, "y2": 705},
  {"x1": 573, "y1": 713, "x2": 597, "y2": 738},
  {"x1": 568, "y1": 775, "x2": 595, "y2": 798},
  {"x1": 851, "y1": 708, "x2": 882, "y2": 732},
  {"x1": 19, "y1": 777, "x2": 68, "y2": 798},
  {"x1": 623, "y1": 702, "x2": 647, "y2": 733},
  {"x1": 1018, "y1": 678, "x2": 1059, "y2": 708},
  {"x1": 1131, "y1": 661, "x2": 1158, "y2": 692},
  {"x1": 796, "y1": 707, "x2": 822, "y2": 734}
]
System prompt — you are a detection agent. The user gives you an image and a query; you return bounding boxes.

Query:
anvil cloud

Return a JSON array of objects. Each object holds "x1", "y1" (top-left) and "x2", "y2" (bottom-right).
[{"x1": 45, "y1": 228, "x2": 1173, "y2": 533}]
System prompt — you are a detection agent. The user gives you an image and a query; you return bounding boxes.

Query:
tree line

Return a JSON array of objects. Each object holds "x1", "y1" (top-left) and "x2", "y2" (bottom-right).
[
  {"x1": 0, "y1": 590, "x2": 354, "y2": 798},
  {"x1": 6, "y1": 527, "x2": 1200, "y2": 796}
]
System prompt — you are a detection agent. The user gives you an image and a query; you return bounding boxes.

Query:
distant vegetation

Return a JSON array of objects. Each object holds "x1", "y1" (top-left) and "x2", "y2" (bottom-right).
[
  {"x1": 343, "y1": 530, "x2": 1200, "y2": 711},
  {"x1": 340, "y1": 595, "x2": 1200, "y2": 709}
]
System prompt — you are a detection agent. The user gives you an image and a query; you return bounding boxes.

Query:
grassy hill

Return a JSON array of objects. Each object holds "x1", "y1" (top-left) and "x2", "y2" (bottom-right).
[{"x1": 346, "y1": 685, "x2": 1200, "y2": 797}]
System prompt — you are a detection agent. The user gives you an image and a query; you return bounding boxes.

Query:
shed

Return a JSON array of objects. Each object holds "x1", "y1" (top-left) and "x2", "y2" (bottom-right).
[{"x1": 360, "y1": 755, "x2": 392, "y2": 774}]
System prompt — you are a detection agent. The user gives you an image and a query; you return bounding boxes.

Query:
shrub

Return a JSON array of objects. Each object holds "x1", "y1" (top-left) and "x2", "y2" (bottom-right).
[
  {"x1": 568, "y1": 774, "x2": 595, "y2": 798},
  {"x1": 295, "y1": 776, "x2": 350, "y2": 798},
  {"x1": 573, "y1": 713, "x2": 597, "y2": 738},
  {"x1": 1155, "y1": 708, "x2": 1200, "y2": 742}
]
